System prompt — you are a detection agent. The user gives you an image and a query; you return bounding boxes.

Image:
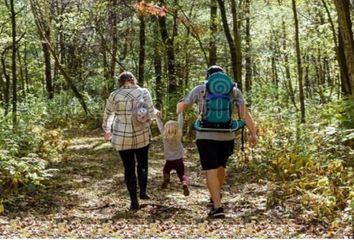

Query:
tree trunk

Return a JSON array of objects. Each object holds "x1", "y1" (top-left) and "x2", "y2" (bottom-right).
[
  {"x1": 42, "y1": 26, "x2": 54, "y2": 99},
  {"x1": 318, "y1": 50, "x2": 325, "y2": 86},
  {"x1": 217, "y1": 0, "x2": 239, "y2": 87},
  {"x1": 138, "y1": 14, "x2": 146, "y2": 86},
  {"x1": 109, "y1": 0, "x2": 118, "y2": 81},
  {"x1": 30, "y1": 0, "x2": 89, "y2": 114},
  {"x1": 292, "y1": 0, "x2": 305, "y2": 123},
  {"x1": 0, "y1": 69, "x2": 3, "y2": 104},
  {"x1": 282, "y1": 20, "x2": 297, "y2": 109},
  {"x1": 97, "y1": 28, "x2": 127, "y2": 92},
  {"x1": 270, "y1": 34, "x2": 279, "y2": 99},
  {"x1": 333, "y1": 0, "x2": 354, "y2": 98},
  {"x1": 231, "y1": 0, "x2": 242, "y2": 89},
  {"x1": 158, "y1": 0, "x2": 176, "y2": 92},
  {"x1": 209, "y1": 0, "x2": 217, "y2": 66},
  {"x1": 338, "y1": 28, "x2": 352, "y2": 95},
  {"x1": 18, "y1": 47, "x2": 26, "y2": 99},
  {"x1": 100, "y1": 34, "x2": 109, "y2": 93},
  {"x1": 321, "y1": 0, "x2": 344, "y2": 95},
  {"x1": 304, "y1": 55, "x2": 312, "y2": 99},
  {"x1": 23, "y1": 42, "x2": 30, "y2": 94},
  {"x1": 1, "y1": 49, "x2": 10, "y2": 116},
  {"x1": 245, "y1": 0, "x2": 252, "y2": 93},
  {"x1": 154, "y1": 18, "x2": 163, "y2": 110},
  {"x1": 10, "y1": 0, "x2": 17, "y2": 126}
]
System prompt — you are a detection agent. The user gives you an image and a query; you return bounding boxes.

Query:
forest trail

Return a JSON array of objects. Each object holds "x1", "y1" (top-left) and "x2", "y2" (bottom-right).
[{"x1": 0, "y1": 129, "x2": 344, "y2": 238}]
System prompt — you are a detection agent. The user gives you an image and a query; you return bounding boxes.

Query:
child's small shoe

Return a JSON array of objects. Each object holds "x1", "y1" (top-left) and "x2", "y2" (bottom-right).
[
  {"x1": 161, "y1": 175, "x2": 170, "y2": 189},
  {"x1": 183, "y1": 185, "x2": 190, "y2": 196}
]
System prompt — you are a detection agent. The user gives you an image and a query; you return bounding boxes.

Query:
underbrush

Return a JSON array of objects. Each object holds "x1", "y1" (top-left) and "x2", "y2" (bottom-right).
[
  {"x1": 249, "y1": 96, "x2": 354, "y2": 226},
  {"x1": 0, "y1": 94, "x2": 80, "y2": 213}
]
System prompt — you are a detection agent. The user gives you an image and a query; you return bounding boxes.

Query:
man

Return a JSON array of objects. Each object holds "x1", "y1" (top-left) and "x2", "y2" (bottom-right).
[{"x1": 176, "y1": 65, "x2": 257, "y2": 218}]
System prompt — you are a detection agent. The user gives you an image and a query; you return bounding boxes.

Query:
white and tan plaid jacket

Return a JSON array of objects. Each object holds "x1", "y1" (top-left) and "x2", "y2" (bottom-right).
[{"x1": 102, "y1": 86, "x2": 155, "y2": 151}]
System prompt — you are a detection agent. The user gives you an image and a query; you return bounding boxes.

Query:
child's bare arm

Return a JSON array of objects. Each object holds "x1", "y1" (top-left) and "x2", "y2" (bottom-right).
[
  {"x1": 156, "y1": 115, "x2": 164, "y2": 134},
  {"x1": 177, "y1": 112, "x2": 184, "y2": 131}
]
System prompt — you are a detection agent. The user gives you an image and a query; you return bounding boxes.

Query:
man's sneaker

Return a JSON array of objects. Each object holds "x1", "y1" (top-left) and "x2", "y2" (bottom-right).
[
  {"x1": 183, "y1": 185, "x2": 190, "y2": 196},
  {"x1": 206, "y1": 193, "x2": 222, "y2": 209},
  {"x1": 208, "y1": 207, "x2": 225, "y2": 219},
  {"x1": 207, "y1": 198, "x2": 214, "y2": 209}
]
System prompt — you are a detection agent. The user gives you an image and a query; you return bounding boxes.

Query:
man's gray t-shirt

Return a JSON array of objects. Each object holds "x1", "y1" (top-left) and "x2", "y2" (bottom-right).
[{"x1": 183, "y1": 84, "x2": 245, "y2": 141}]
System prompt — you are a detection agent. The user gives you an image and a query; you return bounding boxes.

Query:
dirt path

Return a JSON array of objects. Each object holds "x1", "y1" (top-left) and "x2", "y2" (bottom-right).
[{"x1": 0, "y1": 129, "x2": 350, "y2": 238}]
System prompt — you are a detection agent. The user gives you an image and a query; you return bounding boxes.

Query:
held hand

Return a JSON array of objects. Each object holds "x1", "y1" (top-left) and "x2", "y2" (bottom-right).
[
  {"x1": 249, "y1": 133, "x2": 257, "y2": 148},
  {"x1": 104, "y1": 131, "x2": 112, "y2": 141},
  {"x1": 154, "y1": 108, "x2": 161, "y2": 118},
  {"x1": 176, "y1": 102, "x2": 187, "y2": 114}
]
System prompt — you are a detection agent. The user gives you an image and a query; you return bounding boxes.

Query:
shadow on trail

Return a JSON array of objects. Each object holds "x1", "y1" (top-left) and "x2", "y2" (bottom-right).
[{"x1": 3, "y1": 132, "x2": 120, "y2": 219}]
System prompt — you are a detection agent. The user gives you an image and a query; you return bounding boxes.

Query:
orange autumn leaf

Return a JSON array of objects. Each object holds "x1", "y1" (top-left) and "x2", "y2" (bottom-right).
[{"x1": 133, "y1": 1, "x2": 167, "y2": 17}]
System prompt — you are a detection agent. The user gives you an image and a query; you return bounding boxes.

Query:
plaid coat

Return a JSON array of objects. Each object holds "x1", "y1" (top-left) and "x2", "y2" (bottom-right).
[{"x1": 102, "y1": 86, "x2": 155, "y2": 151}]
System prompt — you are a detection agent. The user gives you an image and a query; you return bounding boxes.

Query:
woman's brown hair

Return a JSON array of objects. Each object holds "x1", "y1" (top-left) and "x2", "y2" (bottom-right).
[{"x1": 116, "y1": 71, "x2": 138, "y2": 87}]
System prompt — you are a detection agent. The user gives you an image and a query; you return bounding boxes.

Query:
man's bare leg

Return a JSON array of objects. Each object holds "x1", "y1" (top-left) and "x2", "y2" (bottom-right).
[
  {"x1": 217, "y1": 166, "x2": 225, "y2": 189},
  {"x1": 206, "y1": 169, "x2": 222, "y2": 208}
]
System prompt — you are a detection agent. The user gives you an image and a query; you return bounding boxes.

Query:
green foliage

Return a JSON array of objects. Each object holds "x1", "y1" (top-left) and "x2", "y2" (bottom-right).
[
  {"x1": 0, "y1": 95, "x2": 72, "y2": 213},
  {"x1": 244, "y1": 82, "x2": 354, "y2": 222},
  {"x1": 250, "y1": 97, "x2": 354, "y2": 223},
  {"x1": 0, "y1": 152, "x2": 52, "y2": 191},
  {"x1": 320, "y1": 97, "x2": 354, "y2": 129}
]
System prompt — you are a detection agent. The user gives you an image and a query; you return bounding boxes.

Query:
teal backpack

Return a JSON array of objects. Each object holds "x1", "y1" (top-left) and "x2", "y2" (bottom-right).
[{"x1": 193, "y1": 72, "x2": 245, "y2": 132}]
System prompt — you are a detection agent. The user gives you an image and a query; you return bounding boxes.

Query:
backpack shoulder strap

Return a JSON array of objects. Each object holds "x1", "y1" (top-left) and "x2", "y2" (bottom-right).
[
  {"x1": 134, "y1": 87, "x2": 147, "y2": 102},
  {"x1": 200, "y1": 84, "x2": 207, "y2": 119}
]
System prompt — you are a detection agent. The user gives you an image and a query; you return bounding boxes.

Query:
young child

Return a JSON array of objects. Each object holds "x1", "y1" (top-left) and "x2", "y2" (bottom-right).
[{"x1": 156, "y1": 113, "x2": 190, "y2": 196}]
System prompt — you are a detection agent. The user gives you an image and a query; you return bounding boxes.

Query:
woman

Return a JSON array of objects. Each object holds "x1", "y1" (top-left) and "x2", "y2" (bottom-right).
[{"x1": 102, "y1": 71, "x2": 155, "y2": 211}]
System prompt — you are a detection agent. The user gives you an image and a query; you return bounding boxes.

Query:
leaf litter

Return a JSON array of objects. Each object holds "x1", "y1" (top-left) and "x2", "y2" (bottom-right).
[{"x1": 0, "y1": 129, "x2": 352, "y2": 238}]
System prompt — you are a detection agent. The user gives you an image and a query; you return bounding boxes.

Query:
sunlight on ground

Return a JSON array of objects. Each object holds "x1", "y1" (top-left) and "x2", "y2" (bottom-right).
[
  {"x1": 1, "y1": 132, "x2": 352, "y2": 238},
  {"x1": 67, "y1": 137, "x2": 109, "y2": 151}
]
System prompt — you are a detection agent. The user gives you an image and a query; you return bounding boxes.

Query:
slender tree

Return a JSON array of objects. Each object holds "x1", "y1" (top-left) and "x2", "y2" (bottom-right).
[
  {"x1": 245, "y1": 0, "x2": 252, "y2": 93},
  {"x1": 320, "y1": 0, "x2": 350, "y2": 96},
  {"x1": 217, "y1": 0, "x2": 241, "y2": 89},
  {"x1": 138, "y1": 14, "x2": 146, "y2": 86},
  {"x1": 158, "y1": 0, "x2": 177, "y2": 92},
  {"x1": 6, "y1": 0, "x2": 18, "y2": 126},
  {"x1": 282, "y1": 20, "x2": 297, "y2": 108},
  {"x1": 338, "y1": 28, "x2": 352, "y2": 94},
  {"x1": 30, "y1": 0, "x2": 89, "y2": 114},
  {"x1": 153, "y1": 18, "x2": 163, "y2": 110},
  {"x1": 209, "y1": 0, "x2": 217, "y2": 66},
  {"x1": 292, "y1": 0, "x2": 306, "y2": 123},
  {"x1": 1, "y1": 47, "x2": 10, "y2": 116},
  {"x1": 231, "y1": 0, "x2": 242, "y2": 87},
  {"x1": 109, "y1": 0, "x2": 118, "y2": 81},
  {"x1": 41, "y1": 20, "x2": 53, "y2": 99}
]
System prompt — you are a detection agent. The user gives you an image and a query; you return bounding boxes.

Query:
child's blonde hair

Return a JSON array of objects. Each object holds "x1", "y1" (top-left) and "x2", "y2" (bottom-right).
[{"x1": 163, "y1": 120, "x2": 182, "y2": 142}]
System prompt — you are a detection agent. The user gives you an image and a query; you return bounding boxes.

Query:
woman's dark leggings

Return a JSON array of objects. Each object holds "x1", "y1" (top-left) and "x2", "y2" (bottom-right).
[{"x1": 119, "y1": 145, "x2": 149, "y2": 201}]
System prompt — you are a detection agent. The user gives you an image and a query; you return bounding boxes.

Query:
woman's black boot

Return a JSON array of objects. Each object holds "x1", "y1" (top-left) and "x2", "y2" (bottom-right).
[
  {"x1": 138, "y1": 167, "x2": 150, "y2": 200},
  {"x1": 126, "y1": 177, "x2": 139, "y2": 211}
]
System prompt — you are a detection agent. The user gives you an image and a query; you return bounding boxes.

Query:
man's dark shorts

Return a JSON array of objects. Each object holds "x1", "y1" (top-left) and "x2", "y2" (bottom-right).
[{"x1": 196, "y1": 139, "x2": 235, "y2": 170}]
